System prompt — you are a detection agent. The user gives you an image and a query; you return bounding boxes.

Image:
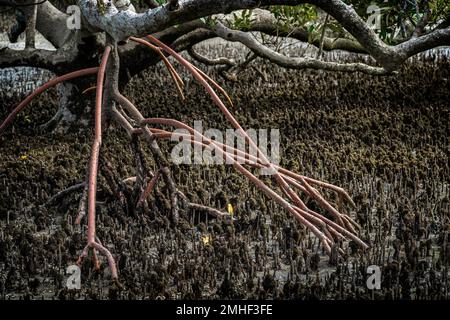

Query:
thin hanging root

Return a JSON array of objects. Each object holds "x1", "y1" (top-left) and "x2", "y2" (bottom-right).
[
  {"x1": 138, "y1": 38, "x2": 357, "y2": 231},
  {"x1": 0, "y1": 67, "x2": 99, "y2": 135},
  {"x1": 113, "y1": 100, "x2": 367, "y2": 253},
  {"x1": 92, "y1": 247, "x2": 101, "y2": 270},
  {"x1": 148, "y1": 124, "x2": 344, "y2": 210},
  {"x1": 158, "y1": 54, "x2": 186, "y2": 101},
  {"x1": 191, "y1": 65, "x2": 234, "y2": 108},
  {"x1": 130, "y1": 36, "x2": 233, "y2": 108},
  {"x1": 168, "y1": 69, "x2": 185, "y2": 101},
  {"x1": 159, "y1": 127, "x2": 356, "y2": 231},
  {"x1": 277, "y1": 167, "x2": 357, "y2": 209},
  {"x1": 156, "y1": 125, "x2": 364, "y2": 248},
  {"x1": 113, "y1": 92, "x2": 181, "y2": 223},
  {"x1": 128, "y1": 37, "x2": 183, "y2": 87},
  {"x1": 145, "y1": 123, "x2": 358, "y2": 234},
  {"x1": 142, "y1": 117, "x2": 360, "y2": 229},
  {"x1": 75, "y1": 46, "x2": 118, "y2": 280},
  {"x1": 77, "y1": 241, "x2": 117, "y2": 277},
  {"x1": 142, "y1": 37, "x2": 314, "y2": 215},
  {"x1": 174, "y1": 122, "x2": 355, "y2": 212},
  {"x1": 148, "y1": 35, "x2": 234, "y2": 107},
  {"x1": 129, "y1": 37, "x2": 185, "y2": 101},
  {"x1": 135, "y1": 117, "x2": 368, "y2": 252},
  {"x1": 73, "y1": 35, "x2": 364, "y2": 276},
  {"x1": 145, "y1": 35, "x2": 236, "y2": 108},
  {"x1": 132, "y1": 116, "x2": 354, "y2": 208}
]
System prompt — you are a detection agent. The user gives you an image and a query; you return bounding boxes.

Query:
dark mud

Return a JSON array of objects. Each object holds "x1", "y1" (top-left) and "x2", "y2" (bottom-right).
[{"x1": 0, "y1": 49, "x2": 449, "y2": 299}]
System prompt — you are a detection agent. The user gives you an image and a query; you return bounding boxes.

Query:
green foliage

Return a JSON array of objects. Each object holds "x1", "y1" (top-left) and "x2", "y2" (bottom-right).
[
  {"x1": 200, "y1": 16, "x2": 218, "y2": 29},
  {"x1": 345, "y1": 0, "x2": 449, "y2": 43},
  {"x1": 97, "y1": 0, "x2": 107, "y2": 15},
  {"x1": 231, "y1": 9, "x2": 254, "y2": 31},
  {"x1": 268, "y1": 1, "x2": 449, "y2": 44},
  {"x1": 428, "y1": 0, "x2": 450, "y2": 24},
  {"x1": 269, "y1": 5, "x2": 318, "y2": 33}
]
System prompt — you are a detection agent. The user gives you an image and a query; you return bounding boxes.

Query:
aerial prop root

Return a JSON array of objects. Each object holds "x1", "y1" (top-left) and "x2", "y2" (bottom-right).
[
  {"x1": 126, "y1": 35, "x2": 366, "y2": 254},
  {"x1": 0, "y1": 53, "x2": 120, "y2": 278},
  {"x1": 112, "y1": 103, "x2": 367, "y2": 254},
  {"x1": 74, "y1": 46, "x2": 119, "y2": 280},
  {"x1": 112, "y1": 89, "x2": 233, "y2": 221},
  {"x1": 0, "y1": 33, "x2": 370, "y2": 281},
  {"x1": 140, "y1": 118, "x2": 368, "y2": 252},
  {"x1": 0, "y1": 68, "x2": 99, "y2": 135}
]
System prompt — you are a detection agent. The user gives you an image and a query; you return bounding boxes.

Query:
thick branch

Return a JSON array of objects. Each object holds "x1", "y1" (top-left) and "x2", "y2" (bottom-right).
[
  {"x1": 171, "y1": 28, "x2": 215, "y2": 52},
  {"x1": 36, "y1": 1, "x2": 73, "y2": 48},
  {"x1": 77, "y1": 0, "x2": 311, "y2": 41},
  {"x1": 314, "y1": 0, "x2": 450, "y2": 70},
  {"x1": 212, "y1": 22, "x2": 386, "y2": 75},
  {"x1": 0, "y1": 47, "x2": 56, "y2": 69},
  {"x1": 396, "y1": 27, "x2": 450, "y2": 58},
  {"x1": 187, "y1": 46, "x2": 235, "y2": 66}
]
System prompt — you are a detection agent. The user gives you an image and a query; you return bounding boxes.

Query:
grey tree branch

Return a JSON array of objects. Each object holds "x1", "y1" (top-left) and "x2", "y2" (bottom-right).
[
  {"x1": 396, "y1": 26, "x2": 450, "y2": 59},
  {"x1": 171, "y1": 28, "x2": 215, "y2": 51},
  {"x1": 187, "y1": 45, "x2": 235, "y2": 66},
  {"x1": 0, "y1": 47, "x2": 76, "y2": 70},
  {"x1": 314, "y1": 0, "x2": 450, "y2": 71},
  {"x1": 0, "y1": 28, "x2": 89, "y2": 73},
  {"x1": 77, "y1": 0, "x2": 312, "y2": 41},
  {"x1": 25, "y1": 1, "x2": 37, "y2": 49},
  {"x1": 212, "y1": 22, "x2": 387, "y2": 75}
]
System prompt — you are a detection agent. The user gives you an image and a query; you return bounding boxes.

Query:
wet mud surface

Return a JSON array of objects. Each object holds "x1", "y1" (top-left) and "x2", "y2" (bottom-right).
[{"x1": 0, "y1": 50, "x2": 449, "y2": 299}]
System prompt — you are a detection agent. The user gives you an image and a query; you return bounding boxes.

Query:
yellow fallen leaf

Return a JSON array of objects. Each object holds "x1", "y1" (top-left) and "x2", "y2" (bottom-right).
[
  {"x1": 227, "y1": 203, "x2": 234, "y2": 216},
  {"x1": 201, "y1": 234, "x2": 211, "y2": 245}
]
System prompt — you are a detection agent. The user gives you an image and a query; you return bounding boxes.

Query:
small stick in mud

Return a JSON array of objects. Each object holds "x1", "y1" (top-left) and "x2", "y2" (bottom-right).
[{"x1": 74, "y1": 47, "x2": 118, "y2": 280}]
